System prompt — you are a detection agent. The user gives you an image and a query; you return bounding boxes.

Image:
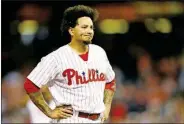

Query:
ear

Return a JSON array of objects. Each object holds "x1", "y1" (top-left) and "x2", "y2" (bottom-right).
[{"x1": 68, "y1": 27, "x2": 74, "y2": 36}]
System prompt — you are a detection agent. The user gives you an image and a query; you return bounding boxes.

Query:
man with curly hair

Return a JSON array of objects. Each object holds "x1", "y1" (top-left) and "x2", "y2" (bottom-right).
[{"x1": 24, "y1": 5, "x2": 116, "y2": 123}]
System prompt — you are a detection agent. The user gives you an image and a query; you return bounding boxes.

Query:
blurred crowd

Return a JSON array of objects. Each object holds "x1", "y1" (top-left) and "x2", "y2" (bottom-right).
[
  {"x1": 2, "y1": 60, "x2": 56, "y2": 123},
  {"x1": 109, "y1": 48, "x2": 184, "y2": 123},
  {"x1": 2, "y1": 2, "x2": 184, "y2": 123}
]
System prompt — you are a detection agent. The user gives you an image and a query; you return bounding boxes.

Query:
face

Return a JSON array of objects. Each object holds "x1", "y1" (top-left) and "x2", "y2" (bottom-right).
[{"x1": 69, "y1": 16, "x2": 94, "y2": 44}]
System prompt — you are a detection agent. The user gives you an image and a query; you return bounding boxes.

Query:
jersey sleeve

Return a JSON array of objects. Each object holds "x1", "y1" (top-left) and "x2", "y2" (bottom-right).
[
  {"x1": 27, "y1": 55, "x2": 59, "y2": 88},
  {"x1": 103, "y1": 50, "x2": 115, "y2": 83}
]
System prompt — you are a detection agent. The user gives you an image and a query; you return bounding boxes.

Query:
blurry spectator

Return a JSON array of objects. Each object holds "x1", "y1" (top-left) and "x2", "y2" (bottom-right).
[
  {"x1": 109, "y1": 100, "x2": 128, "y2": 123},
  {"x1": 162, "y1": 97, "x2": 180, "y2": 123},
  {"x1": 157, "y1": 56, "x2": 179, "y2": 80},
  {"x1": 122, "y1": 83, "x2": 136, "y2": 103},
  {"x1": 175, "y1": 94, "x2": 184, "y2": 123},
  {"x1": 137, "y1": 52, "x2": 153, "y2": 78},
  {"x1": 163, "y1": 92, "x2": 184, "y2": 123},
  {"x1": 139, "y1": 97, "x2": 164, "y2": 123},
  {"x1": 178, "y1": 51, "x2": 184, "y2": 90},
  {"x1": 112, "y1": 64, "x2": 125, "y2": 99},
  {"x1": 2, "y1": 71, "x2": 29, "y2": 123},
  {"x1": 134, "y1": 86, "x2": 147, "y2": 111},
  {"x1": 160, "y1": 77, "x2": 177, "y2": 100},
  {"x1": 2, "y1": 60, "x2": 35, "y2": 123},
  {"x1": 178, "y1": 67, "x2": 184, "y2": 90},
  {"x1": 124, "y1": 112, "x2": 140, "y2": 123},
  {"x1": 129, "y1": 45, "x2": 153, "y2": 80},
  {"x1": 121, "y1": 83, "x2": 146, "y2": 113}
]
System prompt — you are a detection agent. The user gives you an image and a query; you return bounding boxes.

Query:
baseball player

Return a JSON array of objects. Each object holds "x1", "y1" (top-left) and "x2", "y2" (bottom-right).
[{"x1": 24, "y1": 5, "x2": 116, "y2": 123}]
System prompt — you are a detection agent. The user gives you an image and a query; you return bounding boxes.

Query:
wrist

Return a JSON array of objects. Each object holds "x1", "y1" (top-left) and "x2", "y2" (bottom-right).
[
  {"x1": 45, "y1": 107, "x2": 53, "y2": 118},
  {"x1": 104, "y1": 104, "x2": 111, "y2": 111}
]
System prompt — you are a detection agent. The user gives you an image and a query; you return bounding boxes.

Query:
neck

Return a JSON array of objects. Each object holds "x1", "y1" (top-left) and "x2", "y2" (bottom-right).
[{"x1": 69, "y1": 40, "x2": 88, "y2": 54}]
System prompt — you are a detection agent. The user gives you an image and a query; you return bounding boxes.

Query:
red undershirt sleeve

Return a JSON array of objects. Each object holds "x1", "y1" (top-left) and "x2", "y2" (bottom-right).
[
  {"x1": 105, "y1": 79, "x2": 116, "y2": 92},
  {"x1": 24, "y1": 78, "x2": 40, "y2": 93}
]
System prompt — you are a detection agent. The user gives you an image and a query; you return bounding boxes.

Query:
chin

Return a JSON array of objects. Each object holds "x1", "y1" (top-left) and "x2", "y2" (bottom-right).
[{"x1": 83, "y1": 41, "x2": 91, "y2": 45}]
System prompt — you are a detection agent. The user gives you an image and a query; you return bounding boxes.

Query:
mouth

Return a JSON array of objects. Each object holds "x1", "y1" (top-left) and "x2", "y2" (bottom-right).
[{"x1": 84, "y1": 35, "x2": 91, "y2": 37}]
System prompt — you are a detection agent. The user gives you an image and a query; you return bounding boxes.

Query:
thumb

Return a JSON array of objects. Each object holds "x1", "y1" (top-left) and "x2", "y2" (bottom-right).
[{"x1": 101, "y1": 117, "x2": 105, "y2": 123}]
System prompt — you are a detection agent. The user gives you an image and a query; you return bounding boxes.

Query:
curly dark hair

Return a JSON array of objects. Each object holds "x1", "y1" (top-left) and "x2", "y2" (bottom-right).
[{"x1": 60, "y1": 5, "x2": 99, "y2": 40}]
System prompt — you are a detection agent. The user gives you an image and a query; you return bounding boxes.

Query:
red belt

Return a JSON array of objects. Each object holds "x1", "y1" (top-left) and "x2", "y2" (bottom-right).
[{"x1": 78, "y1": 112, "x2": 100, "y2": 120}]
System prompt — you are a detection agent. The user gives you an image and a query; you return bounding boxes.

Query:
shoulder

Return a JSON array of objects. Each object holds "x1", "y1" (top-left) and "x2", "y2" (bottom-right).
[
  {"x1": 37, "y1": 45, "x2": 68, "y2": 65},
  {"x1": 52, "y1": 44, "x2": 68, "y2": 55},
  {"x1": 89, "y1": 44, "x2": 109, "y2": 60},
  {"x1": 89, "y1": 44, "x2": 106, "y2": 53},
  {"x1": 43, "y1": 45, "x2": 68, "y2": 59}
]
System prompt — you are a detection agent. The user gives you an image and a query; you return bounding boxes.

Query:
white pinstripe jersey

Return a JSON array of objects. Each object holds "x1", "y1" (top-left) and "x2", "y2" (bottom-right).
[{"x1": 27, "y1": 44, "x2": 115, "y2": 113}]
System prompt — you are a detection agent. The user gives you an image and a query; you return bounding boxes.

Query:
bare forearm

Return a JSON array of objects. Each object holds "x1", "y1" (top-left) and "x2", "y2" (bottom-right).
[
  {"x1": 28, "y1": 91, "x2": 52, "y2": 117},
  {"x1": 103, "y1": 89, "x2": 115, "y2": 113},
  {"x1": 101, "y1": 89, "x2": 115, "y2": 122}
]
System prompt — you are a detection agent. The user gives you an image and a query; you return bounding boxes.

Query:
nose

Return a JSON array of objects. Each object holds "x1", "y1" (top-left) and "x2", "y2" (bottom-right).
[{"x1": 87, "y1": 28, "x2": 94, "y2": 35}]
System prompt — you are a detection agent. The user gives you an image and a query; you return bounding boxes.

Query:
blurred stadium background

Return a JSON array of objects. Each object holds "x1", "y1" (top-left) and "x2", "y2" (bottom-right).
[{"x1": 2, "y1": 1, "x2": 184, "y2": 123}]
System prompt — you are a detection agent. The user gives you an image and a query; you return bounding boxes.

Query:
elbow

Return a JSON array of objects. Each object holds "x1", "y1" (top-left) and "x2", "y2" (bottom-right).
[{"x1": 105, "y1": 79, "x2": 116, "y2": 92}]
